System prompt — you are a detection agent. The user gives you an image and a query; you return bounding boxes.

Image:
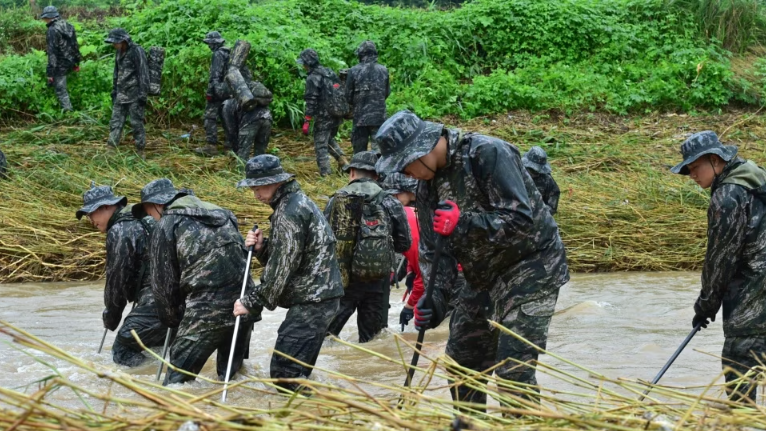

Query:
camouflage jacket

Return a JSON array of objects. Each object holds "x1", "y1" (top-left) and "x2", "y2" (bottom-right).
[
  {"x1": 45, "y1": 18, "x2": 81, "y2": 78},
  {"x1": 345, "y1": 55, "x2": 390, "y2": 127},
  {"x1": 241, "y1": 180, "x2": 344, "y2": 311},
  {"x1": 104, "y1": 205, "x2": 156, "y2": 328},
  {"x1": 207, "y1": 46, "x2": 231, "y2": 101},
  {"x1": 696, "y1": 158, "x2": 766, "y2": 337},
  {"x1": 112, "y1": 40, "x2": 149, "y2": 104},
  {"x1": 304, "y1": 65, "x2": 341, "y2": 126},
  {"x1": 528, "y1": 170, "x2": 561, "y2": 215},
  {"x1": 416, "y1": 129, "x2": 570, "y2": 323},
  {"x1": 324, "y1": 178, "x2": 411, "y2": 291},
  {"x1": 150, "y1": 195, "x2": 257, "y2": 335}
]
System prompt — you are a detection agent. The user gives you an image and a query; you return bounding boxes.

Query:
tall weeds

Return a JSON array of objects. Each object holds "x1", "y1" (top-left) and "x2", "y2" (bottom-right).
[{"x1": 666, "y1": 0, "x2": 766, "y2": 52}]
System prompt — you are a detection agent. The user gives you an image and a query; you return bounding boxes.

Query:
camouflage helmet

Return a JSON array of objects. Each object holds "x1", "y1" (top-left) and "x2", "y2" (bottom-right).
[
  {"x1": 374, "y1": 110, "x2": 444, "y2": 175},
  {"x1": 203, "y1": 31, "x2": 225, "y2": 44},
  {"x1": 237, "y1": 154, "x2": 295, "y2": 188},
  {"x1": 343, "y1": 150, "x2": 379, "y2": 173},
  {"x1": 522, "y1": 146, "x2": 552, "y2": 174},
  {"x1": 671, "y1": 131, "x2": 738, "y2": 175},
  {"x1": 40, "y1": 5, "x2": 60, "y2": 19},
  {"x1": 356, "y1": 40, "x2": 378, "y2": 60},
  {"x1": 296, "y1": 49, "x2": 320, "y2": 67},
  {"x1": 76, "y1": 182, "x2": 127, "y2": 220},
  {"x1": 381, "y1": 172, "x2": 418, "y2": 195},
  {"x1": 131, "y1": 178, "x2": 188, "y2": 218},
  {"x1": 104, "y1": 28, "x2": 131, "y2": 44}
]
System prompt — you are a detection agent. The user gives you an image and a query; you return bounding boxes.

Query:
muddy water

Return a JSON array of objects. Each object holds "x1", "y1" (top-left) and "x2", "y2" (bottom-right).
[{"x1": 0, "y1": 272, "x2": 727, "y2": 409}]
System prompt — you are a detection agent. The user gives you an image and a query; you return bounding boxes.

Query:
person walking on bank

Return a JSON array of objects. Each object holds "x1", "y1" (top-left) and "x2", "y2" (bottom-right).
[
  {"x1": 523, "y1": 146, "x2": 560, "y2": 215},
  {"x1": 298, "y1": 49, "x2": 350, "y2": 176},
  {"x1": 76, "y1": 183, "x2": 168, "y2": 367},
  {"x1": 133, "y1": 179, "x2": 258, "y2": 385},
  {"x1": 345, "y1": 41, "x2": 390, "y2": 154},
  {"x1": 325, "y1": 152, "x2": 411, "y2": 342},
  {"x1": 105, "y1": 28, "x2": 149, "y2": 157},
  {"x1": 375, "y1": 110, "x2": 570, "y2": 409},
  {"x1": 221, "y1": 81, "x2": 273, "y2": 161},
  {"x1": 233, "y1": 155, "x2": 344, "y2": 392},
  {"x1": 671, "y1": 131, "x2": 766, "y2": 402},
  {"x1": 40, "y1": 6, "x2": 81, "y2": 111},
  {"x1": 202, "y1": 31, "x2": 230, "y2": 152}
]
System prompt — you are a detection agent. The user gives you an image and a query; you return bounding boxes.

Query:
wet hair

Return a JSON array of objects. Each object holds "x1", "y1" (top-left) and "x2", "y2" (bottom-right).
[{"x1": 351, "y1": 168, "x2": 377, "y2": 179}]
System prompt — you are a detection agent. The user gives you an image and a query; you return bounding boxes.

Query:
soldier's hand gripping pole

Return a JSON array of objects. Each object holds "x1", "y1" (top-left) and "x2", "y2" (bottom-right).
[
  {"x1": 222, "y1": 224, "x2": 258, "y2": 403},
  {"x1": 97, "y1": 328, "x2": 108, "y2": 354},
  {"x1": 393, "y1": 254, "x2": 406, "y2": 290},
  {"x1": 155, "y1": 328, "x2": 172, "y2": 381},
  {"x1": 638, "y1": 322, "x2": 702, "y2": 401}
]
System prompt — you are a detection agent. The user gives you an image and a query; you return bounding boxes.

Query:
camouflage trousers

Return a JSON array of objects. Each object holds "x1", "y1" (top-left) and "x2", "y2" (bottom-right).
[
  {"x1": 51, "y1": 75, "x2": 72, "y2": 111},
  {"x1": 272, "y1": 299, "x2": 339, "y2": 392},
  {"x1": 313, "y1": 122, "x2": 346, "y2": 176},
  {"x1": 445, "y1": 283, "x2": 558, "y2": 410},
  {"x1": 203, "y1": 100, "x2": 224, "y2": 144},
  {"x1": 350, "y1": 124, "x2": 380, "y2": 154},
  {"x1": 112, "y1": 307, "x2": 170, "y2": 367},
  {"x1": 108, "y1": 101, "x2": 146, "y2": 150},
  {"x1": 164, "y1": 321, "x2": 253, "y2": 385},
  {"x1": 327, "y1": 282, "x2": 387, "y2": 343},
  {"x1": 722, "y1": 336, "x2": 766, "y2": 402}
]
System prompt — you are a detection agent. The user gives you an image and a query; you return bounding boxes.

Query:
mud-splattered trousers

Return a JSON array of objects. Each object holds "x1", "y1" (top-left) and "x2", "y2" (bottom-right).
[
  {"x1": 108, "y1": 101, "x2": 146, "y2": 150},
  {"x1": 222, "y1": 99, "x2": 272, "y2": 160}
]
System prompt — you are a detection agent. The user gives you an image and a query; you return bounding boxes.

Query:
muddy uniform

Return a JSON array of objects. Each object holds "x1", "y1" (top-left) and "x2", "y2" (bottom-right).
[
  {"x1": 45, "y1": 15, "x2": 80, "y2": 111},
  {"x1": 148, "y1": 195, "x2": 258, "y2": 384},
  {"x1": 239, "y1": 175, "x2": 343, "y2": 391},
  {"x1": 325, "y1": 177, "x2": 410, "y2": 342},
  {"x1": 106, "y1": 29, "x2": 149, "y2": 150},
  {"x1": 528, "y1": 171, "x2": 560, "y2": 215},
  {"x1": 205, "y1": 39, "x2": 230, "y2": 145},
  {"x1": 101, "y1": 205, "x2": 169, "y2": 366},
  {"x1": 345, "y1": 41, "x2": 390, "y2": 154},
  {"x1": 222, "y1": 95, "x2": 272, "y2": 160}
]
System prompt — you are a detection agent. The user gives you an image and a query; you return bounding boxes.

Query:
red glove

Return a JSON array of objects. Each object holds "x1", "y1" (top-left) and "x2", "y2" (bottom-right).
[
  {"x1": 47, "y1": 77, "x2": 54, "y2": 84},
  {"x1": 302, "y1": 116, "x2": 311, "y2": 135},
  {"x1": 205, "y1": 94, "x2": 212, "y2": 101},
  {"x1": 433, "y1": 200, "x2": 459, "y2": 236},
  {"x1": 73, "y1": 65, "x2": 80, "y2": 72}
]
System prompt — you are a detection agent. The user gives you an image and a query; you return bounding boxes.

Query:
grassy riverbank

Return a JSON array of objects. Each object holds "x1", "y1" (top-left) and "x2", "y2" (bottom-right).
[{"x1": 1, "y1": 109, "x2": 765, "y2": 282}]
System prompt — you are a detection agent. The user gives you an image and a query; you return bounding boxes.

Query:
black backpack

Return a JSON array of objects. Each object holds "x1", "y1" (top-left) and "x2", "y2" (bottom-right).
[{"x1": 320, "y1": 68, "x2": 350, "y2": 118}]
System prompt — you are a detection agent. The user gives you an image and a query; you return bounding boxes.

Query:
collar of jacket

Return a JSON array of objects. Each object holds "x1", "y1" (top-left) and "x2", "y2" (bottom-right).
[
  {"x1": 106, "y1": 204, "x2": 129, "y2": 231},
  {"x1": 441, "y1": 127, "x2": 465, "y2": 171},
  {"x1": 717, "y1": 158, "x2": 766, "y2": 191},
  {"x1": 711, "y1": 157, "x2": 746, "y2": 193},
  {"x1": 46, "y1": 18, "x2": 59, "y2": 27},
  {"x1": 270, "y1": 179, "x2": 300, "y2": 208}
]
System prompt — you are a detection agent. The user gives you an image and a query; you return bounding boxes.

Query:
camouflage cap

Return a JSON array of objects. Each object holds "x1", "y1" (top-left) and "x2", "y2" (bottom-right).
[
  {"x1": 40, "y1": 5, "x2": 60, "y2": 19},
  {"x1": 237, "y1": 154, "x2": 295, "y2": 188},
  {"x1": 374, "y1": 110, "x2": 444, "y2": 175},
  {"x1": 381, "y1": 172, "x2": 418, "y2": 195},
  {"x1": 76, "y1": 182, "x2": 127, "y2": 220},
  {"x1": 104, "y1": 28, "x2": 131, "y2": 44},
  {"x1": 296, "y1": 49, "x2": 319, "y2": 67},
  {"x1": 522, "y1": 146, "x2": 552, "y2": 174},
  {"x1": 356, "y1": 40, "x2": 378, "y2": 59},
  {"x1": 203, "y1": 31, "x2": 225, "y2": 44},
  {"x1": 343, "y1": 150, "x2": 379, "y2": 173},
  {"x1": 671, "y1": 131, "x2": 738, "y2": 175},
  {"x1": 131, "y1": 178, "x2": 188, "y2": 218}
]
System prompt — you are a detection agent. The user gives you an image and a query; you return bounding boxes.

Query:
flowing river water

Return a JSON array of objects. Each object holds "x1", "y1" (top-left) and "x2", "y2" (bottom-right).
[{"x1": 0, "y1": 272, "x2": 730, "y2": 410}]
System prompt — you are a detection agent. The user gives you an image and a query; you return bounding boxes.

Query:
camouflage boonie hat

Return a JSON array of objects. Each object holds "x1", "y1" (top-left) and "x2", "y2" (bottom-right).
[
  {"x1": 237, "y1": 155, "x2": 295, "y2": 188},
  {"x1": 355, "y1": 40, "x2": 378, "y2": 58},
  {"x1": 40, "y1": 5, "x2": 60, "y2": 19},
  {"x1": 76, "y1": 182, "x2": 127, "y2": 220},
  {"x1": 381, "y1": 172, "x2": 418, "y2": 195},
  {"x1": 105, "y1": 28, "x2": 131, "y2": 44},
  {"x1": 203, "y1": 31, "x2": 225, "y2": 44},
  {"x1": 131, "y1": 178, "x2": 188, "y2": 218},
  {"x1": 343, "y1": 151, "x2": 379, "y2": 173},
  {"x1": 522, "y1": 146, "x2": 552, "y2": 174},
  {"x1": 374, "y1": 110, "x2": 444, "y2": 175},
  {"x1": 296, "y1": 49, "x2": 319, "y2": 67},
  {"x1": 671, "y1": 131, "x2": 738, "y2": 175}
]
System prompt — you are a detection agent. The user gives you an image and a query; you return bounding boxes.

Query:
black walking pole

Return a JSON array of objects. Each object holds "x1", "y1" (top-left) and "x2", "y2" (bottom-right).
[
  {"x1": 155, "y1": 328, "x2": 172, "y2": 381},
  {"x1": 638, "y1": 322, "x2": 703, "y2": 401},
  {"x1": 97, "y1": 328, "x2": 108, "y2": 354}
]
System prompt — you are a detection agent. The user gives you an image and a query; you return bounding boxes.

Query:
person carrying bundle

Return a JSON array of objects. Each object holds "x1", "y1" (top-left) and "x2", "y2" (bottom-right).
[
  {"x1": 522, "y1": 146, "x2": 560, "y2": 215},
  {"x1": 40, "y1": 6, "x2": 81, "y2": 112}
]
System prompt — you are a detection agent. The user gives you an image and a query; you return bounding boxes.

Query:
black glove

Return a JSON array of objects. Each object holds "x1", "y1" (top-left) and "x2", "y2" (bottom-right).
[
  {"x1": 692, "y1": 313, "x2": 710, "y2": 331},
  {"x1": 399, "y1": 307, "x2": 414, "y2": 331},
  {"x1": 405, "y1": 272, "x2": 415, "y2": 294},
  {"x1": 102, "y1": 308, "x2": 120, "y2": 331}
]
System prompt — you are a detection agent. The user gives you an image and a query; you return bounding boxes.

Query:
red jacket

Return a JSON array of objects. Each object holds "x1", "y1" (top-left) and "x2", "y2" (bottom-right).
[{"x1": 403, "y1": 206, "x2": 424, "y2": 307}]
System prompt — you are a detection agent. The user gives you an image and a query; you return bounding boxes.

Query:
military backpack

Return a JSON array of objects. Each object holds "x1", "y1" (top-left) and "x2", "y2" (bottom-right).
[
  {"x1": 351, "y1": 191, "x2": 395, "y2": 283},
  {"x1": 320, "y1": 68, "x2": 350, "y2": 118}
]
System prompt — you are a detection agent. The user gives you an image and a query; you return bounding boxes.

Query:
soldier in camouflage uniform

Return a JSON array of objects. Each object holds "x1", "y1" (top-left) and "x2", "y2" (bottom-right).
[
  {"x1": 202, "y1": 31, "x2": 230, "y2": 150},
  {"x1": 105, "y1": 28, "x2": 149, "y2": 156},
  {"x1": 298, "y1": 49, "x2": 349, "y2": 176},
  {"x1": 133, "y1": 179, "x2": 259, "y2": 385},
  {"x1": 671, "y1": 131, "x2": 766, "y2": 402},
  {"x1": 40, "y1": 6, "x2": 81, "y2": 111},
  {"x1": 375, "y1": 110, "x2": 570, "y2": 409},
  {"x1": 523, "y1": 146, "x2": 560, "y2": 215},
  {"x1": 324, "y1": 152, "x2": 411, "y2": 342},
  {"x1": 221, "y1": 82, "x2": 273, "y2": 161},
  {"x1": 233, "y1": 155, "x2": 344, "y2": 392},
  {"x1": 345, "y1": 41, "x2": 390, "y2": 154},
  {"x1": 76, "y1": 183, "x2": 168, "y2": 367}
]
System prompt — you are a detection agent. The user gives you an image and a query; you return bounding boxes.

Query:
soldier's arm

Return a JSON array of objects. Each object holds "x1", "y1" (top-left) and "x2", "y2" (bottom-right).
[
  {"x1": 134, "y1": 46, "x2": 150, "y2": 101},
  {"x1": 383, "y1": 195, "x2": 411, "y2": 253},
  {"x1": 323, "y1": 196, "x2": 335, "y2": 220},
  {"x1": 111, "y1": 56, "x2": 118, "y2": 101},
  {"x1": 344, "y1": 70, "x2": 354, "y2": 105},
  {"x1": 46, "y1": 27, "x2": 57, "y2": 78},
  {"x1": 209, "y1": 50, "x2": 227, "y2": 96},
  {"x1": 71, "y1": 26, "x2": 82, "y2": 64},
  {"x1": 150, "y1": 217, "x2": 185, "y2": 328},
  {"x1": 384, "y1": 67, "x2": 390, "y2": 99},
  {"x1": 103, "y1": 225, "x2": 136, "y2": 324},
  {"x1": 304, "y1": 74, "x2": 321, "y2": 118},
  {"x1": 547, "y1": 175, "x2": 560, "y2": 215},
  {"x1": 697, "y1": 186, "x2": 748, "y2": 318}
]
